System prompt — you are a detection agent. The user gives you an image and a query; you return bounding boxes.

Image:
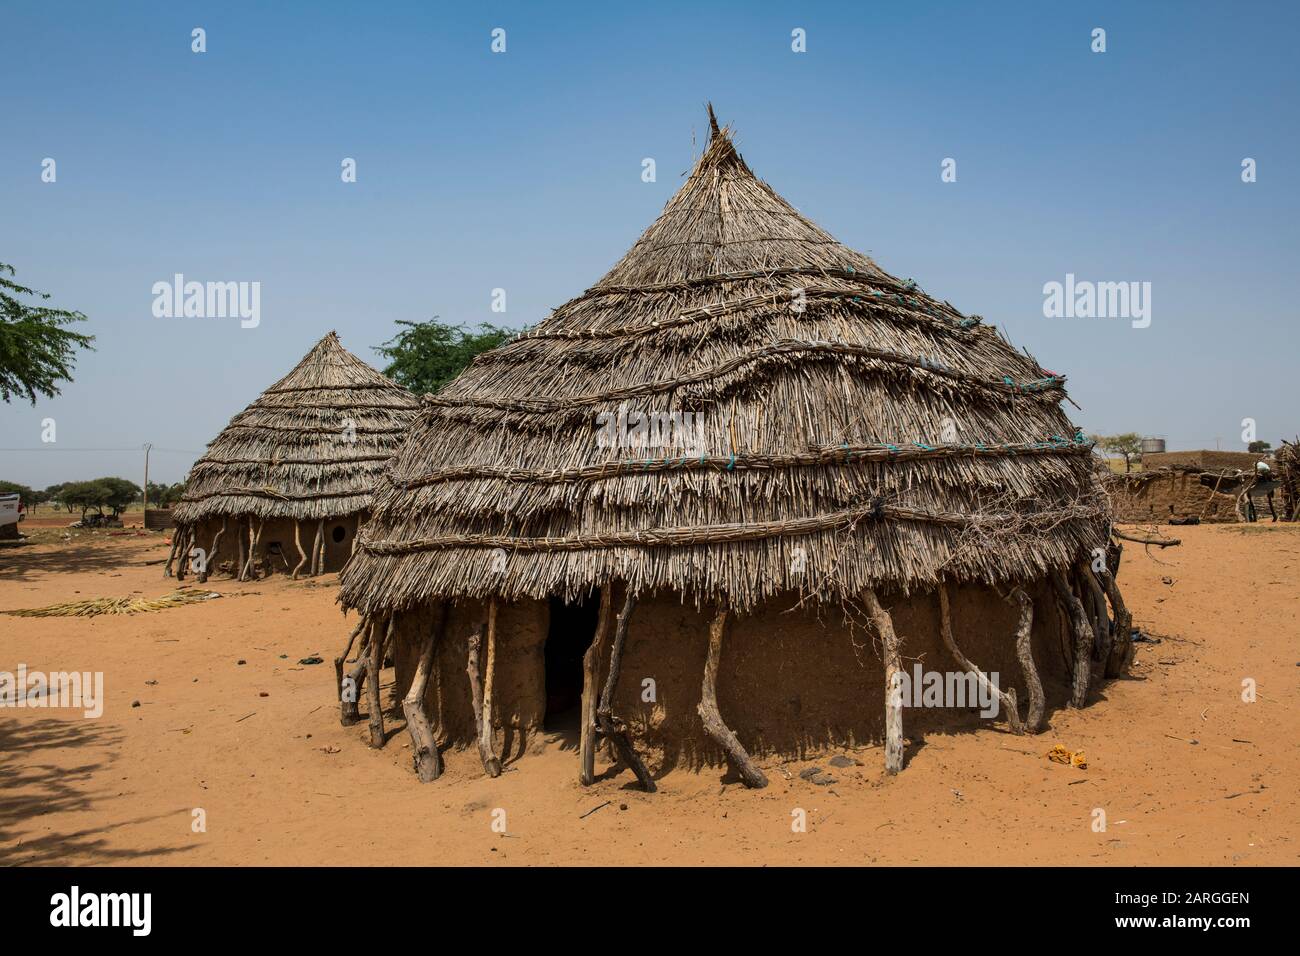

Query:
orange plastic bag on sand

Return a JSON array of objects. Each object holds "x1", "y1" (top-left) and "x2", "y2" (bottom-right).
[{"x1": 1046, "y1": 743, "x2": 1087, "y2": 769}]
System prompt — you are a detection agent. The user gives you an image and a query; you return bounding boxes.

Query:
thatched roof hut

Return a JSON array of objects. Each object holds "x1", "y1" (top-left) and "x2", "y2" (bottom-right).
[
  {"x1": 170, "y1": 331, "x2": 419, "y2": 581},
  {"x1": 336, "y1": 109, "x2": 1131, "y2": 788}
]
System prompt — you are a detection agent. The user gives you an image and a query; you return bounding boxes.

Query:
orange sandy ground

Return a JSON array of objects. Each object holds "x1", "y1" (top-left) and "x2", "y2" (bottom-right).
[{"x1": 1, "y1": 523, "x2": 1296, "y2": 866}]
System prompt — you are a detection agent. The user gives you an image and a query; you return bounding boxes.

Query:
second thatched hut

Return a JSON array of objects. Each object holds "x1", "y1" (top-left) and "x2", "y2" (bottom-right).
[
  {"x1": 336, "y1": 110, "x2": 1134, "y2": 789},
  {"x1": 170, "y1": 331, "x2": 420, "y2": 581}
]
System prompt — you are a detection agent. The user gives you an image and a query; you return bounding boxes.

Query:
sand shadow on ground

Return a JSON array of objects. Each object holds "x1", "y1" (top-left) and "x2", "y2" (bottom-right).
[
  {"x1": 0, "y1": 716, "x2": 194, "y2": 864},
  {"x1": 0, "y1": 536, "x2": 167, "y2": 583}
]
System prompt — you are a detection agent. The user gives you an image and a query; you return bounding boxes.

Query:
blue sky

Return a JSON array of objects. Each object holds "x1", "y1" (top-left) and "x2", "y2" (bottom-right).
[{"x1": 3, "y1": 0, "x2": 1297, "y2": 486}]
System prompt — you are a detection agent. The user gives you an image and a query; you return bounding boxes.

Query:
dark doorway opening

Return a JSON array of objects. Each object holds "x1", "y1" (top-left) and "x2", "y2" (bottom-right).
[{"x1": 545, "y1": 594, "x2": 599, "y2": 728}]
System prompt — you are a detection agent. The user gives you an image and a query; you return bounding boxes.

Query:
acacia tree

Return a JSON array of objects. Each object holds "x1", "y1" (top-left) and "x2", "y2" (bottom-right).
[
  {"x1": 374, "y1": 317, "x2": 515, "y2": 395},
  {"x1": 1090, "y1": 432, "x2": 1144, "y2": 472},
  {"x1": 95, "y1": 476, "x2": 141, "y2": 517},
  {"x1": 61, "y1": 480, "x2": 111, "y2": 519},
  {"x1": 0, "y1": 262, "x2": 95, "y2": 403},
  {"x1": 0, "y1": 480, "x2": 36, "y2": 505}
]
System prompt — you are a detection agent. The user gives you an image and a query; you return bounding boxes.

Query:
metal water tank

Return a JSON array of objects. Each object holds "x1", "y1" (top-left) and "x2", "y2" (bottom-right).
[{"x1": 1140, "y1": 437, "x2": 1166, "y2": 454}]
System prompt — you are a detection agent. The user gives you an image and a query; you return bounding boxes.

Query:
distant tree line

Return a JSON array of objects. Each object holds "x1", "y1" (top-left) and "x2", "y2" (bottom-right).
[{"x1": 0, "y1": 478, "x2": 186, "y2": 518}]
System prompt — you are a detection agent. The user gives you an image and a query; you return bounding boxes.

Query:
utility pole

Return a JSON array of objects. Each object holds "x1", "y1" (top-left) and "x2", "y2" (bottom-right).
[{"x1": 142, "y1": 443, "x2": 152, "y2": 518}]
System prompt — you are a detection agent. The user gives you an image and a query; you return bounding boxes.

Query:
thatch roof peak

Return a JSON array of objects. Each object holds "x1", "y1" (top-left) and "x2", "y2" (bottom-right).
[
  {"x1": 174, "y1": 332, "x2": 420, "y2": 524},
  {"x1": 587, "y1": 110, "x2": 885, "y2": 294},
  {"x1": 339, "y1": 113, "x2": 1107, "y2": 617}
]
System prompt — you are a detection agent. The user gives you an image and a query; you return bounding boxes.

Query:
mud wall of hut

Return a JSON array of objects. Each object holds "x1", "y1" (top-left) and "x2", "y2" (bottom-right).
[
  {"x1": 190, "y1": 514, "x2": 362, "y2": 575},
  {"x1": 391, "y1": 582, "x2": 1072, "y2": 771},
  {"x1": 391, "y1": 598, "x2": 550, "y2": 766}
]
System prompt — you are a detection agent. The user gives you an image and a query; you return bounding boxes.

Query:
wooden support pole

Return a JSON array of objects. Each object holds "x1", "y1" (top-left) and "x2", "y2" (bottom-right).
[
  {"x1": 333, "y1": 617, "x2": 366, "y2": 706},
  {"x1": 1007, "y1": 588, "x2": 1044, "y2": 733},
  {"x1": 242, "y1": 517, "x2": 264, "y2": 581},
  {"x1": 242, "y1": 519, "x2": 255, "y2": 580},
  {"x1": 596, "y1": 593, "x2": 657, "y2": 791},
  {"x1": 579, "y1": 585, "x2": 615, "y2": 785},
  {"x1": 199, "y1": 517, "x2": 226, "y2": 584},
  {"x1": 404, "y1": 604, "x2": 448, "y2": 782},
  {"x1": 477, "y1": 598, "x2": 502, "y2": 777},
  {"x1": 697, "y1": 596, "x2": 768, "y2": 788},
  {"x1": 938, "y1": 583, "x2": 1023, "y2": 734},
  {"x1": 1101, "y1": 572, "x2": 1134, "y2": 679},
  {"x1": 235, "y1": 518, "x2": 248, "y2": 582},
  {"x1": 1077, "y1": 562, "x2": 1109, "y2": 662},
  {"x1": 1051, "y1": 570, "x2": 1092, "y2": 708},
  {"x1": 465, "y1": 622, "x2": 502, "y2": 777},
  {"x1": 292, "y1": 520, "x2": 307, "y2": 580},
  {"x1": 341, "y1": 652, "x2": 368, "y2": 726},
  {"x1": 311, "y1": 519, "x2": 325, "y2": 576},
  {"x1": 163, "y1": 528, "x2": 181, "y2": 578},
  {"x1": 366, "y1": 616, "x2": 390, "y2": 747},
  {"x1": 863, "y1": 588, "x2": 904, "y2": 773},
  {"x1": 176, "y1": 526, "x2": 192, "y2": 581}
]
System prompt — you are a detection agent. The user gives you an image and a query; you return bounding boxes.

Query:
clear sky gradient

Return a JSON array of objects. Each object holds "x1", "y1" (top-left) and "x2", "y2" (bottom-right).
[{"x1": 3, "y1": 0, "x2": 1297, "y2": 486}]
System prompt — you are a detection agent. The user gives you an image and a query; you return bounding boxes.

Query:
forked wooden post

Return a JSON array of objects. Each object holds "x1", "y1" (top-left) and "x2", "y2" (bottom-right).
[
  {"x1": 292, "y1": 520, "x2": 308, "y2": 579},
  {"x1": 864, "y1": 588, "x2": 904, "y2": 773},
  {"x1": 596, "y1": 593, "x2": 656, "y2": 791},
  {"x1": 333, "y1": 617, "x2": 366, "y2": 706},
  {"x1": 1077, "y1": 561, "x2": 1109, "y2": 661},
  {"x1": 938, "y1": 583, "x2": 1022, "y2": 734},
  {"x1": 697, "y1": 596, "x2": 768, "y2": 788},
  {"x1": 466, "y1": 619, "x2": 502, "y2": 777},
  {"x1": 579, "y1": 585, "x2": 615, "y2": 785},
  {"x1": 340, "y1": 620, "x2": 371, "y2": 726},
  {"x1": 172, "y1": 527, "x2": 188, "y2": 581},
  {"x1": 199, "y1": 517, "x2": 226, "y2": 584},
  {"x1": 1100, "y1": 570, "x2": 1134, "y2": 678},
  {"x1": 163, "y1": 530, "x2": 180, "y2": 578},
  {"x1": 404, "y1": 603, "x2": 448, "y2": 782},
  {"x1": 310, "y1": 519, "x2": 325, "y2": 576},
  {"x1": 1006, "y1": 588, "x2": 1044, "y2": 732},
  {"x1": 242, "y1": 517, "x2": 264, "y2": 581},
  {"x1": 235, "y1": 519, "x2": 248, "y2": 581},
  {"x1": 479, "y1": 600, "x2": 504, "y2": 776},
  {"x1": 1051, "y1": 570, "x2": 1093, "y2": 707},
  {"x1": 366, "y1": 615, "x2": 391, "y2": 747}
]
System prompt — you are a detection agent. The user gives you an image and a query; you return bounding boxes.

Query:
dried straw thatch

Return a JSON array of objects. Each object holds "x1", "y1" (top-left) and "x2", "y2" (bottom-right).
[
  {"x1": 174, "y1": 332, "x2": 419, "y2": 526},
  {"x1": 339, "y1": 111, "x2": 1109, "y2": 619}
]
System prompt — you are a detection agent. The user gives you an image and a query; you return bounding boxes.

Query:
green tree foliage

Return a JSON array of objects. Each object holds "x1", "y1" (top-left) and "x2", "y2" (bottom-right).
[
  {"x1": 60, "y1": 480, "x2": 112, "y2": 518},
  {"x1": 0, "y1": 262, "x2": 95, "y2": 404},
  {"x1": 95, "y1": 476, "x2": 141, "y2": 516},
  {"x1": 147, "y1": 480, "x2": 187, "y2": 507},
  {"x1": 44, "y1": 483, "x2": 75, "y2": 513},
  {"x1": 374, "y1": 318, "x2": 515, "y2": 396},
  {"x1": 1089, "y1": 432, "x2": 1144, "y2": 472},
  {"x1": 0, "y1": 480, "x2": 36, "y2": 504},
  {"x1": 1248, "y1": 440, "x2": 1272, "y2": 453}
]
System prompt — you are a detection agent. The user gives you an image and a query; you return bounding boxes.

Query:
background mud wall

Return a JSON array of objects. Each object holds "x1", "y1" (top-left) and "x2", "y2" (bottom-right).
[{"x1": 1108, "y1": 473, "x2": 1242, "y2": 523}]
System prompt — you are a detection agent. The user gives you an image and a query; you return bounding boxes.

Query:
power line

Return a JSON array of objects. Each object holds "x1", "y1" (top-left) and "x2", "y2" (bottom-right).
[{"x1": 0, "y1": 447, "x2": 200, "y2": 454}]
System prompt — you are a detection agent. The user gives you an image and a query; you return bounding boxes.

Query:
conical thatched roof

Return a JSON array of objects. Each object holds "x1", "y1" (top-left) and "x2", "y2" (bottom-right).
[
  {"x1": 174, "y1": 332, "x2": 420, "y2": 524},
  {"x1": 339, "y1": 110, "x2": 1108, "y2": 617}
]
